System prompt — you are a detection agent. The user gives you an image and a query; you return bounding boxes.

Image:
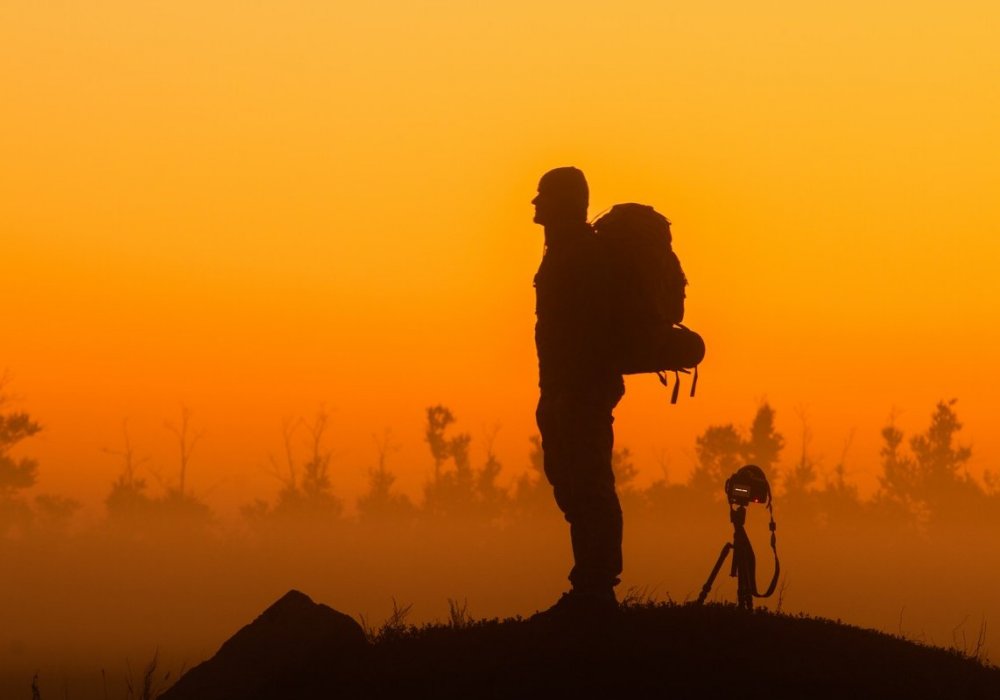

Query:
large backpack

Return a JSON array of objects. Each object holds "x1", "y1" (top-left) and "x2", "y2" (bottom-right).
[{"x1": 593, "y1": 203, "x2": 706, "y2": 402}]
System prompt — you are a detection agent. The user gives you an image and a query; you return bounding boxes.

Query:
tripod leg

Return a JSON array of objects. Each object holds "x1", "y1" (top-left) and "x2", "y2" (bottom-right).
[
  {"x1": 696, "y1": 543, "x2": 733, "y2": 605},
  {"x1": 737, "y1": 564, "x2": 753, "y2": 610},
  {"x1": 733, "y1": 526, "x2": 755, "y2": 610}
]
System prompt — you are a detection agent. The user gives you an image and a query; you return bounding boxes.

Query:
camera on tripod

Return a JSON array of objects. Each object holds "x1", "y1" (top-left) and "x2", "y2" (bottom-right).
[
  {"x1": 724, "y1": 465, "x2": 770, "y2": 507},
  {"x1": 697, "y1": 464, "x2": 780, "y2": 609}
]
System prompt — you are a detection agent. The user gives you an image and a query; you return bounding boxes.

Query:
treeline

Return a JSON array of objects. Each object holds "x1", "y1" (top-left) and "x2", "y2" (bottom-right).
[{"x1": 1, "y1": 382, "x2": 997, "y2": 540}]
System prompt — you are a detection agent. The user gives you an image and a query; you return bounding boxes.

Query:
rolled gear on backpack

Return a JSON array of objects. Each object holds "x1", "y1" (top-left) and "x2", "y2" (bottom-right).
[
  {"x1": 618, "y1": 324, "x2": 706, "y2": 375},
  {"x1": 593, "y1": 203, "x2": 706, "y2": 401}
]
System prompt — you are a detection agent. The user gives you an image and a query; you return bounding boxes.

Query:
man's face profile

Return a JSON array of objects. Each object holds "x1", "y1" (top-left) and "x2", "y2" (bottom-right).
[
  {"x1": 532, "y1": 167, "x2": 589, "y2": 227},
  {"x1": 532, "y1": 188, "x2": 554, "y2": 226}
]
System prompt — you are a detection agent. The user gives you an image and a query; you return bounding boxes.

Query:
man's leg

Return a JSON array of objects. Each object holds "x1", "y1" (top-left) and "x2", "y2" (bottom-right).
[
  {"x1": 565, "y1": 399, "x2": 622, "y2": 594},
  {"x1": 536, "y1": 391, "x2": 623, "y2": 596}
]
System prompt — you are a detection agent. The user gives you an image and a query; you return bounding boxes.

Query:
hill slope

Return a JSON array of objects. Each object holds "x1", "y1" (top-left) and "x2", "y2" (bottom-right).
[{"x1": 162, "y1": 590, "x2": 999, "y2": 699}]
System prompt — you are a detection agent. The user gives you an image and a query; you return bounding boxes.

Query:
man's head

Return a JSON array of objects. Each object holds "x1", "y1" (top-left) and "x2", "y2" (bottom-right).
[{"x1": 532, "y1": 167, "x2": 589, "y2": 226}]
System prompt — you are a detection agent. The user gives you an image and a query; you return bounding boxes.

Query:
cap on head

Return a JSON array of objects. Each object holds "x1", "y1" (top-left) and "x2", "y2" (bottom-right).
[{"x1": 537, "y1": 166, "x2": 589, "y2": 213}]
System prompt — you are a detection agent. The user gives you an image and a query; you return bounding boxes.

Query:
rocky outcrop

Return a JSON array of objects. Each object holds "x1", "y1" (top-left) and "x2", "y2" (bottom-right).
[{"x1": 160, "y1": 589, "x2": 366, "y2": 700}]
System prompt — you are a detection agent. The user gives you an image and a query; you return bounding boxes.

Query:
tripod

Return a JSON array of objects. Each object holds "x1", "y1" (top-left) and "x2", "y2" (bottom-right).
[{"x1": 696, "y1": 501, "x2": 779, "y2": 610}]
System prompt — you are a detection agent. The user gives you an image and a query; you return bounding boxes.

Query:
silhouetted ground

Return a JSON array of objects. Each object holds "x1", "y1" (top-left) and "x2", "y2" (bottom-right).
[{"x1": 161, "y1": 590, "x2": 999, "y2": 700}]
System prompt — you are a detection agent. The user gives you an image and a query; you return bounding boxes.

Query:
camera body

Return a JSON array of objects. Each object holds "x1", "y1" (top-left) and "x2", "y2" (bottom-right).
[{"x1": 725, "y1": 465, "x2": 770, "y2": 506}]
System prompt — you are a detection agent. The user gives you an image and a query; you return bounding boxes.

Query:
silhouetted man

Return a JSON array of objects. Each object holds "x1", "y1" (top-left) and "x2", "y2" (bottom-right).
[{"x1": 531, "y1": 167, "x2": 625, "y2": 619}]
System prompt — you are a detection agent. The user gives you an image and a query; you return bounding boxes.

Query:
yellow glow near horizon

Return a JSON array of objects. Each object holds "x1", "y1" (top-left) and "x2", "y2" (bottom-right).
[{"x1": 2, "y1": 1, "x2": 999, "y2": 512}]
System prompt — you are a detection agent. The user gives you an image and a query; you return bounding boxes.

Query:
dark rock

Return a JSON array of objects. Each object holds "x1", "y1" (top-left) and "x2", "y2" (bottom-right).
[{"x1": 161, "y1": 590, "x2": 367, "y2": 700}]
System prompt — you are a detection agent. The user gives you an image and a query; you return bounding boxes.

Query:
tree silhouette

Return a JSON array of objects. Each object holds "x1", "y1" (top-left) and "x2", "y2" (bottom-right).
[
  {"x1": 689, "y1": 403, "x2": 785, "y2": 499},
  {"x1": 824, "y1": 432, "x2": 860, "y2": 506},
  {"x1": 421, "y1": 406, "x2": 512, "y2": 521},
  {"x1": 357, "y1": 430, "x2": 414, "y2": 524},
  {"x1": 426, "y1": 406, "x2": 460, "y2": 484},
  {"x1": 159, "y1": 406, "x2": 213, "y2": 530},
  {"x1": 641, "y1": 450, "x2": 692, "y2": 517},
  {"x1": 299, "y1": 411, "x2": 337, "y2": 505},
  {"x1": 422, "y1": 405, "x2": 477, "y2": 518},
  {"x1": 512, "y1": 435, "x2": 555, "y2": 517},
  {"x1": 0, "y1": 377, "x2": 81, "y2": 536},
  {"x1": 744, "y1": 402, "x2": 784, "y2": 478},
  {"x1": 783, "y1": 409, "x2": 818, "y2": 499},
  {"x1": 104, "y1": 419, "x2": 155, "y2": 527},
  {"x1": 245, "y1": 409, "x2": 343, "y2": 526},
  {"x1": 164, "y1": 405, "x2": 203, "y2": 498},
  {"x1": 909, "y1": 400, "x2": 973, "y2": 499},
  {"x1": 0, "y1": 411, "x2": 40, "y2": 495},
  {"x1": 875, "y1": 400, "x2": 984, "y2": 526},
  {"x1": 476, "y1": 426, "x2": 510, "y2": 521},
  {"x1": 612, "y1": 447, "x2": 639, "y2": 492},
  {"x1": 34, "y1": 494, "x2": 81, "y2": 533},
  {"x1": 612, "y1": 446, "x2": 646, "y2": 512},
  {"x1": 0, "y1": 382, "x2": 41, "y2": 536},
  {"x1": 874, "y1": 415, "x2": 915, "y2": 516},
  {"x1": 689, "y1": 424, "x2": 743, "y2": 497}
]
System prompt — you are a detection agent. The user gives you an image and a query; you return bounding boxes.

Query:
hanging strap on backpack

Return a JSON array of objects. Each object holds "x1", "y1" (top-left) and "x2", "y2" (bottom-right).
[
  {"x1": 655, "y1": 370, "x2": 682, "y2": 404},
  {"x1": 657, "y1": 368, "x2": 699, "y2": 404}
]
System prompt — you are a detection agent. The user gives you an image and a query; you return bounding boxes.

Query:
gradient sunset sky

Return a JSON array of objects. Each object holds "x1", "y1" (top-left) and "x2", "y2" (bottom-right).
[{"x1": 3, "y1": 1, "x2": 998, "y2": 514}]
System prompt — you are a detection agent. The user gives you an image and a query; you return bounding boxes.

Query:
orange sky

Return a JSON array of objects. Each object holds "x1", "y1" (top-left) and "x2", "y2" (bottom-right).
[{"x1": 3, "y1": 1, "x2": 999, "y2": 516}]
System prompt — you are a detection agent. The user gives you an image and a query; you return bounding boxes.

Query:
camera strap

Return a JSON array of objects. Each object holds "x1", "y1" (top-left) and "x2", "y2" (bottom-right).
[
  {"x1": 733, "y1": 497, "x2": 781, "y2": 600},
  {"x1": 755, "y1": 499, "x2": 780, "y2": 599}
]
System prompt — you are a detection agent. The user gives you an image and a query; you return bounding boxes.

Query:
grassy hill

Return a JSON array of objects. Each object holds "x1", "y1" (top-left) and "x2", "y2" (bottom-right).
[{"x1": 160, "y1": 591, "x2": 999, "y2": 699}]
